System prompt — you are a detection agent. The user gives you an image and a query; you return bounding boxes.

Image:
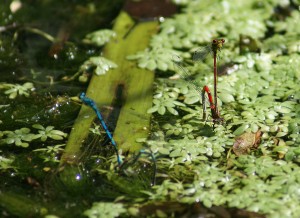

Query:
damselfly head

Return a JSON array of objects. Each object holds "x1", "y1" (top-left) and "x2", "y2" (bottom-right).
[
  {"x1": 212, "y1": 38, "x2": 225, "y2": 44},
  {"x1": 79, "y1": 92, "x2": 86, "y2": 100},
  {"x1": 212, "y1": 38, "x2": 225, "y2": 51}
]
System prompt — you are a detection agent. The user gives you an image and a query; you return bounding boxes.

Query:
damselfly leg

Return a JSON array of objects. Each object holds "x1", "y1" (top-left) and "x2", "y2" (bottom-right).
[{"x1": 119, "y1": 149, "x2": 156, "y2": 186}]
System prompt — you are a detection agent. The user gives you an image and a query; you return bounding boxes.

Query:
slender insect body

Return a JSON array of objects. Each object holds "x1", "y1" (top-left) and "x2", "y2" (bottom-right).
[
  {"x1": 80, "y1": 92, "x2": 123, "y2": 165},
  {"x1": 80, "y1": 93, "x2": 157, "y2": 185},
  {"x1": 202, "y1": 85, "x2": 223, "y2": 125},
  {"x1": 173, "y1": 38, "x2": 226, "y2": 127}
]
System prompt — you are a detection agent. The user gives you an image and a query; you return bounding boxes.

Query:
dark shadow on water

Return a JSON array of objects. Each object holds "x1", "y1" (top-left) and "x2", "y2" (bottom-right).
[{"x1": 198, "y1": 123, "x2": 216, "y2": 137}]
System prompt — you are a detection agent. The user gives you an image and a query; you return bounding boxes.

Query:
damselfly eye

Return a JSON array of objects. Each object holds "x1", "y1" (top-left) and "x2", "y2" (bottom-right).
[
  {"x1": 221, "y1": 39, "x2": 225, "y2": 43},
  {"x1": 212, "y1": 39, "x2": 217, "y2": 43}
]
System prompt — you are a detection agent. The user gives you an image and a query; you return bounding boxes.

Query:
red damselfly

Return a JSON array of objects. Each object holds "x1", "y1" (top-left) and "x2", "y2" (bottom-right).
[{"x1": 173, "y1": 39, "x2": 225, "y2": 126}]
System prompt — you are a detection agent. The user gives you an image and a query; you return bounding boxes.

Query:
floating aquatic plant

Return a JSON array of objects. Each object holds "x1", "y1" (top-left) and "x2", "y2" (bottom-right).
[
  {"x1": 77, "y1": 56, "x2": 117, "y2": 76},
  {"x1": 0, "y1": 153, "x2": 15, "y2": 171},
  {"x1": 83, "y1": 202, "x2": 126, "y2": 218},
  {"x1": 32, "y1": 124, "x2": 67, "y2": 141},
  {"x1": 120, "y1": 0, "x2": 300, "y2": 216},
  {"x1": 147, "y1": 87, "x2": 185, "y2": 116},
  {"x1": 0, "y1": 128, "x2": 36, "y2": 147},
  {"x1": 0, "y1": 82, "x2": 35, "y2": 99},
  {"x1": 33, "y1": 144, "x2": 65, "y2": 163},
  {"x1": 82, "y1": 29, "x2": 116, "y2": 47},
  {"x1": 127, "y1": 46, "x2": 180, "y2": 71},
  {"x1": 0, "y1": 125, "x2": 67, "y2": 148}
]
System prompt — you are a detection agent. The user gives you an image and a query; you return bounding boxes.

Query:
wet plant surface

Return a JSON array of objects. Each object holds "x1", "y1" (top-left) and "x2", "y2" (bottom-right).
[{"x1": 0, "y1": 0, "x2": 300, "y2": 217}]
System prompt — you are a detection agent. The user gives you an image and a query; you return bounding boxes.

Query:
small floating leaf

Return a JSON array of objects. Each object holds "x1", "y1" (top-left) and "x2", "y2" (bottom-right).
[
  {"x1": 184, "y1": 95, "x2": 200, "y2": 104},
  {"x1": 146, "y1": 59, "x2": 157, "y2": 71},
  {"x1": 273, "y1": 145, "x2": 288, "y2": 153},
  {"x1": 265, "y1": 111, "x2": 278, "y2": 120},
  {"x1": 250, "y1": 123, "x2": 259, "y2": 133},
  {"x1": 158, "y1": 106, "x2": 166, "y2": 115},
  {"x1": 167, "y1": 107, "x2": 179, "y2": 115},
  {"x1": 233, "y1": 124, "x2": 250, "y2": 136},
  {"x1": 78, "y1": 56, "x2": 118, "y2": 76},
  {"x1": 274, "y1": 106, "x2": 291, "y2": 114},
  {"x1": 276, "y1": 132, "x2": 288, "y2": 138},
  {"x1": 218, "y1": 92, "x2": 235, "y2": 103},
  {"x1": 82, "y1": 29, "x2": 116, "y2": 47},
  {"x1": 84, "y1": 202, "x2": 126, "y2": 218},
  {"x1": 147, "y1": 106, "x2": 158, "y2": 114}
]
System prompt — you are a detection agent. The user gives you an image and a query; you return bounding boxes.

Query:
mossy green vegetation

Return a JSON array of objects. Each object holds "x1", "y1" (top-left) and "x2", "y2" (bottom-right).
[
  {"x1": 117, "y1": 0, "x2": 300, "y2": 217},
  {"x1": 0, "y1": 0, "x2": 300, "y2": 217}
]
